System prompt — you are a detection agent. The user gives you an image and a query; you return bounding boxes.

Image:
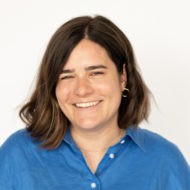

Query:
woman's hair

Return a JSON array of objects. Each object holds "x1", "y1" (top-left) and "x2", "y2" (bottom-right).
[{"x1": 19, "y1": 15, "x2": 151, "y2": 149}]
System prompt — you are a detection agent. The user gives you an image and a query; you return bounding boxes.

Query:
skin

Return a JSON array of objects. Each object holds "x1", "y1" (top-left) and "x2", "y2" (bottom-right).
[{"x1": 55, "y1": 39, "x2": 127, "y2": 153}]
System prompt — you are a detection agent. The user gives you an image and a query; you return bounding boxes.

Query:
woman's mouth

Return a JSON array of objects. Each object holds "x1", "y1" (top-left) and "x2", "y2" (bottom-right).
[{"x1": 74, "y1": 100, "x2": 101, "y2": 108}]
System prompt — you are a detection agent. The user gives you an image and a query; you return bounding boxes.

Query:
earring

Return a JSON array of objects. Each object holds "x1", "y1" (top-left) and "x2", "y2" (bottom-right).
[{"x1": 122, "y1": 88, "x2": 129, "y2": 98}]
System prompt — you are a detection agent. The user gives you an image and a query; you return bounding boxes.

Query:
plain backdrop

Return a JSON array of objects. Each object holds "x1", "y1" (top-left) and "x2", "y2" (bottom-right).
[{"x1": 0, "y1": 0, "x2": 189, "y2": 163}]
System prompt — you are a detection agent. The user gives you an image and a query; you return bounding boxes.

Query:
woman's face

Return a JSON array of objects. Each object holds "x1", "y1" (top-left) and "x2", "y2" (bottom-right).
[{"x1": 56, "y1": 39, "x2": 126, "y2": 131}]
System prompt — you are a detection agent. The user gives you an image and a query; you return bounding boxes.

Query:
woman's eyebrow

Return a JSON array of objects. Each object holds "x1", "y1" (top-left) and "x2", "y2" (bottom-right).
[
  {"x1": 61, "y1": 69, "x2": 75, "y2": 74},
  {"x1": 61, "y1": 65, "x2": 107, "y2": 74},
  {"x1": 85, "y1": 65, "x2": 108, "y2": 71}
]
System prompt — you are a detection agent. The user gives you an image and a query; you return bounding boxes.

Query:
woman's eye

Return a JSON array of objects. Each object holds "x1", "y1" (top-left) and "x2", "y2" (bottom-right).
[
  {"x1": 90, "y1": 72, "x2": 104, "y2": 76},
  {"x1": 60, "y1": 76, "x2": 74, "y2": 80}
]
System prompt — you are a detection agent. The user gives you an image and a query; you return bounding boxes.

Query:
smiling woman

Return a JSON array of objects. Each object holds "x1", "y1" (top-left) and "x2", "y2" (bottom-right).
[
  {"x1": 0, "y1": 15, "x2": 189, "y2": 190},
  {"x1": 19, "y1": 15, "x2": 151, "y2": 150}
]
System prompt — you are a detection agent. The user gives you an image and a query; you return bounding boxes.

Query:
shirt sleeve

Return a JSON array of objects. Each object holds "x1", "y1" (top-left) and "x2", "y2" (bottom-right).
[{"x1": 160, "y1": 143, "x2": 190, "y2": 189}]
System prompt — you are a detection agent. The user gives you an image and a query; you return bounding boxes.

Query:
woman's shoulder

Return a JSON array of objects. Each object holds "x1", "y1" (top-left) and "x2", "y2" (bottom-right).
[
  {"x1": 129, "y1": 126, "x2": 178, "y2": 150},
  {"x1": 138, "y1": 128, "x2": 181, "y2": 152},
  {"x1": 136, "y1": 127, "x2": 189, "y2": 166},
  {"x1": 135, "y1": 127, "x2": 190, "y2": 187},
  {"x1": 0, "y1": 128, "x2": 35, "y2": 155},
  {"x1": 2, "y1": 128, "x2": 31, "y2": 143}
]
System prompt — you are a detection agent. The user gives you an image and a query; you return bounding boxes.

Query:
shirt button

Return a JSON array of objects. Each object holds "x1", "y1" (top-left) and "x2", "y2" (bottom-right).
[
  {"x1": 120, "y1": 139, "x2": 125, "y2": 144},
  {"x1": 91, "y1": 182, "x2": 96, "y2": 188},
  {"x1": 109, "y1": 153, "x2": 115, "y2": 159}
]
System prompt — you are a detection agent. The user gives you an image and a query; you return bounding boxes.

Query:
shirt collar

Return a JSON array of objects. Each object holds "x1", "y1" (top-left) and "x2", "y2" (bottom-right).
[
  {"x1": 63, "y1": 127, "x2": 76, "y2": 147},
  {"x1": 63, "y1": 125, "x2": 146, "y2": 152},
  {"x1": 126, "y1": 125, "x2": 146, "y2": 152}
]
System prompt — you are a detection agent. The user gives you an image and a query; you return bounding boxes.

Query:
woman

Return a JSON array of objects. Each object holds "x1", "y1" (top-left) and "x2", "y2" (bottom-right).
[{"x1": 0, "y1": 15, "x2": 189, "y2": 189}]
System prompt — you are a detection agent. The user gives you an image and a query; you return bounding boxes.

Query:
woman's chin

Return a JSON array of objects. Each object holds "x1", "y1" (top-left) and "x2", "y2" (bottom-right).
[{"x1": 71, "y1": 121, "x2": 103, "y2": 132}]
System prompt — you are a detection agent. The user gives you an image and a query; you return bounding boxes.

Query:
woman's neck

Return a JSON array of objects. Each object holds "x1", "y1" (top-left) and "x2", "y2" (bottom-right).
[{"x1": 70, "y1": 124, "x2": 126, "y2": 152}]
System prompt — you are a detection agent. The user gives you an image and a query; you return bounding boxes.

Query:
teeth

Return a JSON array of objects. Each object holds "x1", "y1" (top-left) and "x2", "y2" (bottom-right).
[{"x1": 75, "y1": 101, "x2": 100, "y2": 108}]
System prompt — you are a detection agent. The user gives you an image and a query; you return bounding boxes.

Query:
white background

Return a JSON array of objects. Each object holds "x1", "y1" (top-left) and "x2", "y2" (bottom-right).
[{"x1": 0, "y1": 0, "x2": 189, "y2": 163}]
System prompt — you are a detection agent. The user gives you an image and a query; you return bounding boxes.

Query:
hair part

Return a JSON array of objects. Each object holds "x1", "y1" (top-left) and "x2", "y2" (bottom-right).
[{"x1": 19, "y1": 15, "x2": 151, "y2": 149}]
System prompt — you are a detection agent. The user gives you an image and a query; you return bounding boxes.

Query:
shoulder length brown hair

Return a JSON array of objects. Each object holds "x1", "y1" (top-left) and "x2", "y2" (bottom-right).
[{"x1": 19, "y1": 15, "x2": 151, "y2": 149}]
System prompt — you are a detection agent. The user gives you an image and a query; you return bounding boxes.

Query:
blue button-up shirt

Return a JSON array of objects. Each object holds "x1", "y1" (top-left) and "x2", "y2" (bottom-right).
[{"x1": 0, "y1": 126, "x2": 190, "y2": 189}]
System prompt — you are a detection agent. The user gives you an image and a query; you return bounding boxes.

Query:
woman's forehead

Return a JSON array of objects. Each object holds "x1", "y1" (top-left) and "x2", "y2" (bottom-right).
[{"x1": 62, "y1": 39, "x2": 114, "y2": 70}]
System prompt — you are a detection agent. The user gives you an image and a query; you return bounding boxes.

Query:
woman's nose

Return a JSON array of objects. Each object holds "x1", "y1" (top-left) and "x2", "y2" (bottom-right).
[{"x1": 74, "y1": 77, "x2": 93, "y2": 97}]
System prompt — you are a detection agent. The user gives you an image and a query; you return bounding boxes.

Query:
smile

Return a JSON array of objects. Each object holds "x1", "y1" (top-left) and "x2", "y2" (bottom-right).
[{"x1": 74, "y1": 101, "x2": 101, "y2": 108}]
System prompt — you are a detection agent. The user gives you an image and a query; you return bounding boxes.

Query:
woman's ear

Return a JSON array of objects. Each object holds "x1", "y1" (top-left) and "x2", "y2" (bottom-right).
[{"x1": 120, "y1": 64, "x2": 127, "y2": 89}]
